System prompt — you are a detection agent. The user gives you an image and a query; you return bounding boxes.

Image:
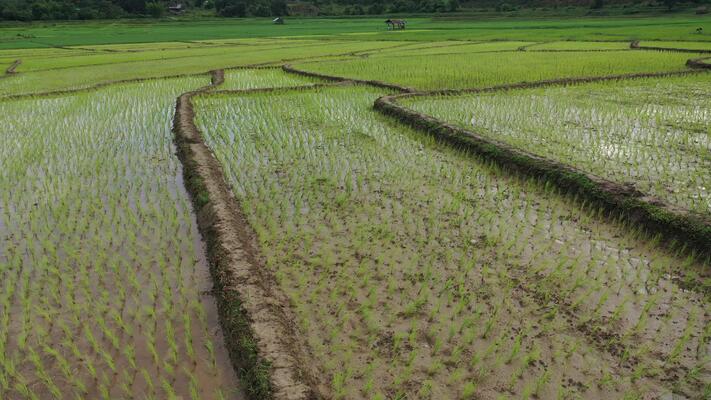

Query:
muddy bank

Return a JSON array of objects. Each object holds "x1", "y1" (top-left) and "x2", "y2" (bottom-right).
[
  {"x1": 173, "y1": 70, "x2": 325, "y2": 400},
  {"x1": 374, "y1": 90, "x2": 711, "y2": 257},
  {"x1": 631, "y1": 40, "x2": 711, "y2": 54},
  {"x1": 686, "y1": 56, "x2": 711, "y2": 69},
  {"x1": 5, "y1": 59, "x2": 21, "y2": 74},
  {"x1": 406, "y1": 69, "x2": 701, "y2": 97}
]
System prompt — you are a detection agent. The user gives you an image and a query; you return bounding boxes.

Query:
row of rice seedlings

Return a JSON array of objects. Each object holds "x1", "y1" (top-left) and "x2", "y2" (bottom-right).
[
  {"x1": 15, "y1": 39, "x2": 388, "y2": 75},
  {"x1": 194, "y1": 85, "x2": 709, "y2": 399},
  {"x1": 404, "y1": 73, "x2": 711, "y2": 214},
  {"x1": 0, "y1": 40, "x2": 401, "y2": 96},
  {"x1": 220, "y1": 68, "x2": 323, "y2": 91},
  {"x1": 0, "y1": 78, "x2": 236, "y2": 399},
  {"x1": 524, "y1": 41, "x2": 631, "y2": 51},
  {"x1": 292, "y1": 50, "x2": 695, "y2": 90},
  {"x1": 383, "y1": 41, "x2": 535, "y2": 57}
]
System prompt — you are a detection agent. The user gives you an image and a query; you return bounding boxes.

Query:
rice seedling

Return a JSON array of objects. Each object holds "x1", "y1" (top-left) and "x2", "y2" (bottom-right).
[
  {"x1": 525, "y1": 41, "x2": 631, "y2": 51},
  {"x1": 405, "y1": 73, "x2": 711, "y2": 214},
  {"x1": 220, "y1": 68, "x2": 323, "y2": 90},
  {"x1": 0, "y1": 77, "x2": 236, "y2": 399},
  {"x1": 292, "y1": 50, "x2": 694, "y2": 90},
  {"x1": 193, "y1": 84, "x2": 709, "y2": 399},
  {"x1": 0, "y1": 40, "x2": 404, "y2": 97}
]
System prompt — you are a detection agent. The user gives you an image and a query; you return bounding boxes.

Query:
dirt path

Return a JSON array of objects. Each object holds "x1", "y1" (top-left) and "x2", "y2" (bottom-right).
[{"x1": 172, "y1": 70, "x2": 328, "y2": 400}]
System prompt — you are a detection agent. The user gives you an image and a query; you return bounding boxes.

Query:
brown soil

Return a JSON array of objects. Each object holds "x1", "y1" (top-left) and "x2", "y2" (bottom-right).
[
  {"x1": 172, "y1": 70, "x2": 327, "y2": 400},
  {"x1": 282, "y1": 63, "x2": 415, "y2": 93}
]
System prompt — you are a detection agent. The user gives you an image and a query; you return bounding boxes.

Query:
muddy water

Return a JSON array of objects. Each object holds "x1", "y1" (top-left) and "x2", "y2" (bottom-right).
[{"x1": 0, "y1": 78, "x2": 241, "y2": 400}]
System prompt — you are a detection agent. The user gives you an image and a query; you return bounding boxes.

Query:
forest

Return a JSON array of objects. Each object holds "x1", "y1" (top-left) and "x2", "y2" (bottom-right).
[{"x1": 0, "y1": 0, "x2": 706, "y2": 20}]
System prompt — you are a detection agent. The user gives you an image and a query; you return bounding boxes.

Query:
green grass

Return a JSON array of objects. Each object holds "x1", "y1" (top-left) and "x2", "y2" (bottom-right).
[
  {"x1": 294, "y1": 50, "x2": 695, "y2": 90},
  {"x1": 193, "y1": 82, "x2": 708, "y2": 399},
  {"x1": 404, "y1": 73, "x2": 711, "y2": 215}
]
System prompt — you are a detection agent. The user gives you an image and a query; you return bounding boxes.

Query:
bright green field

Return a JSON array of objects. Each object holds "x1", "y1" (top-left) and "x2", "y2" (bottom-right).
[
  {"x1": 1, "y1": 14, "x2": 711, "y2": 49},
  {"x1": 293, "y1": 50, "x2": 696, "y2": 90}
]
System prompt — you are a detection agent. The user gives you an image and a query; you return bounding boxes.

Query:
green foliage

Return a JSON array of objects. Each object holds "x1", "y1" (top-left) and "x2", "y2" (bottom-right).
[{"x1": 146, "y1": 1, "x2": 164, "y2": 17}]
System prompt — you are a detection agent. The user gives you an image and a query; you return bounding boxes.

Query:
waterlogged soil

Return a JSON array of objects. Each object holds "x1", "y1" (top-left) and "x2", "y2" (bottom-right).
[
  {"x1": 194, "y1": 85, "x2": 709, "y2": 400},
  {"x1": 0, "y1": 79, "x2": 240, "y2": 399},
  {"x1": 404, "y1": 73, "x2": 711, "y2": 215}
]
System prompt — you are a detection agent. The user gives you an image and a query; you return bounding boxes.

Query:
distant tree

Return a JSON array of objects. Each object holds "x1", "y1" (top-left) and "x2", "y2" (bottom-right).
[
  {"x1": 663, "y1": 0, "x2": 678, "y2": 9},
  {"x1": 367, "y1": 3, "x2": 384, "y2": 14},
  {"x1": 220, "y1": 1, "x2": 246, "y2": 16},
  {"x1": 447, "y1": 0, "x2": 459, "y2": 12},
  {"x1": 146, "y1": 1, "x2": 164, "y2": 17},
  {"x1": 591, "y1": 0, "x2": 604, "y2": 8},
  {"x1": 118, "y1": 0, "x2": 147, "y2": 13},
  {"x1": 270, "y1": 0, "x2": 287, "y2": 15},
  {"x1": 216, "y1": 0, "x2": 242, "y2": 16}
]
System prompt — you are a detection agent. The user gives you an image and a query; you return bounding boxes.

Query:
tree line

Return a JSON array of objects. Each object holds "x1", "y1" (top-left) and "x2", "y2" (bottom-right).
[
  {"x1": 0, "y1": 0, "x2": 704, "y2": 20},
  {"x1": 0, "y1": 0, "x2": 459, "y2": 20}
]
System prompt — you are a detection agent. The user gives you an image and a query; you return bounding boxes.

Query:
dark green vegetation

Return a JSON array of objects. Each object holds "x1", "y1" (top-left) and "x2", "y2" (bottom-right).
[
  {"x1": 1, "y1": 16, "x2": 710, "y2": 400},
  {"x1": 1, "y1": 0, "x2": 710, "y2": 20}
]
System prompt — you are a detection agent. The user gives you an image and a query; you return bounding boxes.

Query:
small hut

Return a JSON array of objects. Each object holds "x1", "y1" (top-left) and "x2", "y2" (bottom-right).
[
  {"x1": 385, "y1": 19, "x2": 406, "y2": 30},
  {"x1": 168, "y1": 3, "x2": 184, "y2": 13},
  {"x1": 273, "y1": 17, "x2": 285, "y2": 25}
]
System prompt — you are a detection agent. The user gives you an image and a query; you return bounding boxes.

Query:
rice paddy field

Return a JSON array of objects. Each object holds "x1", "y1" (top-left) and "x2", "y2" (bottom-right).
[
  {"x1": 403, "y1": 74, "x2": 711, "y2": 215},
  {"x1": 1, "y1": 15, "x2": 710, "y2": 400}
]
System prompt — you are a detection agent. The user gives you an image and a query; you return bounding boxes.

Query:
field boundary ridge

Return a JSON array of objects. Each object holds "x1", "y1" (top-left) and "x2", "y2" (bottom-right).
[
  {"x1": 172, "y1": 69, "x2": 326, "y2": 400},
  {"x1": 5, "y1": 59, "x2": 21, "y2": 75},
  {"x1": 631, "y1": 40, "x2": 711, "y2": 54}
]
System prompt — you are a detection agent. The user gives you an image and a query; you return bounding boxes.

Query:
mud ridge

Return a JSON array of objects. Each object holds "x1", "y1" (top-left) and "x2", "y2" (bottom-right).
[
  {"x1": 685, "y1": 56, "x2": 711, "y2": 69},
  {"x1": 631, "y1": 40, "x2": 711, "y2": 54},
  {"x1": 5, "y1": 59, "x2": 21, "y2": 74},
  {"x1": 173, "y1": 69, "x2": 326, "y2": 400},
  {"x1": 405, "y1": 69, "x2": 702, "y2": 97},
  {"x1": 374, "y1": 80, "x2": 711, "y2": 257},
  {"x1": 282, "y1": 63, "x2": 415, "y2": 93}
]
